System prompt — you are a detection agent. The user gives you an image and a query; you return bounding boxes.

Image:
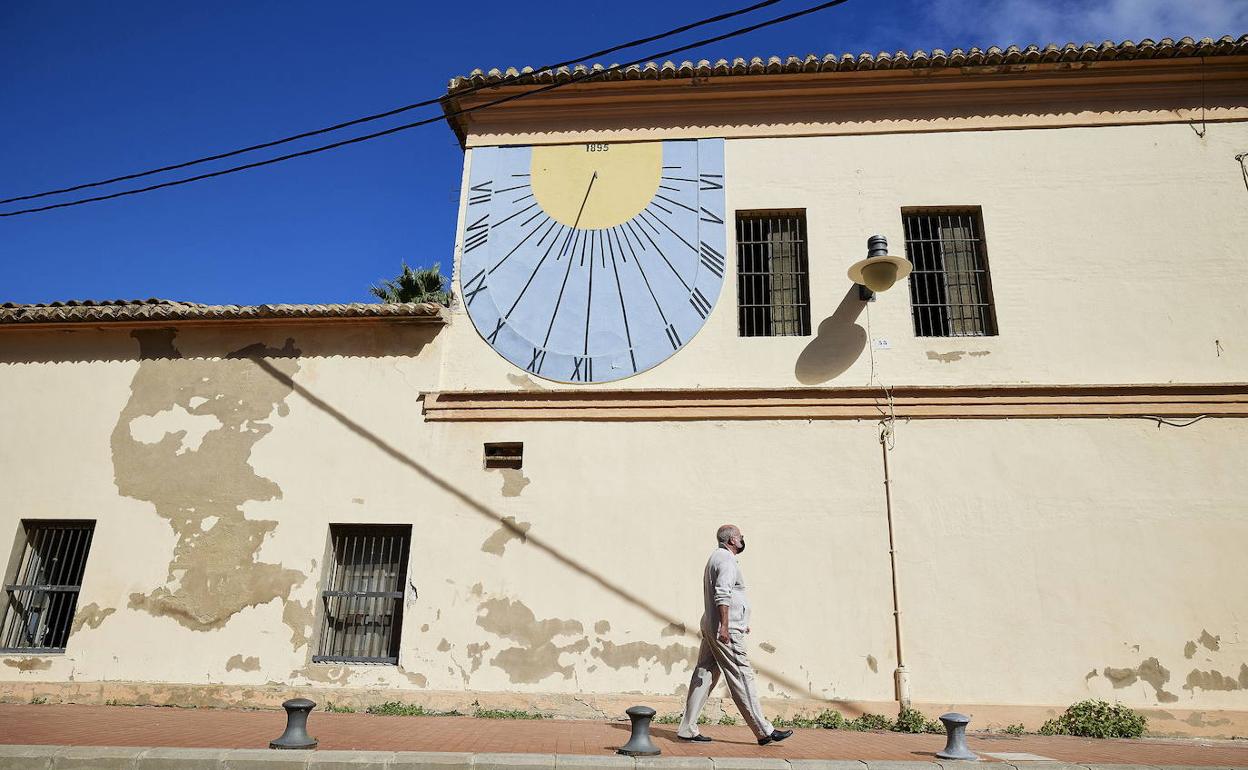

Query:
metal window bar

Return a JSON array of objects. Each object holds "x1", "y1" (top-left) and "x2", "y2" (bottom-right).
[
  {"x1": 314, "y1": 525, "x2": 410, "y2": 665},
  {"x1": 1, "y1": 521, "x2": 95, "y2": 653},
  {"x1": 736, "y1": 212, "x2": 811, "y2": 337},
  {"x1": 903, "y1": 211, "x2": 997, "y2": 337}
]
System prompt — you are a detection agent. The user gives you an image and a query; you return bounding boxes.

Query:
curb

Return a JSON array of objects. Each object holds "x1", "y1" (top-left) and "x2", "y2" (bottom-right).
[{"x1": 1, "y1": 747, "x2": 1240, "y2": 770}]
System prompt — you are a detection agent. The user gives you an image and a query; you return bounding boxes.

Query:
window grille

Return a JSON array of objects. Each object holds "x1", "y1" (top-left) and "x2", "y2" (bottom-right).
[
  {"x1": 736, "y1": 211, "x2": 811, "y2": 336},
  {"x1": 1, "y1": 521, "x2": 95, "y2": 653},
  {"x1": 483, "y1": 442, "x2": 523, "y2": 470},
  {"x1": 903, "y1": 209, "x2": 998, "y2": 337},
  {"x1": 314, "y1": 525, "x2": 411, "y2": 664}
]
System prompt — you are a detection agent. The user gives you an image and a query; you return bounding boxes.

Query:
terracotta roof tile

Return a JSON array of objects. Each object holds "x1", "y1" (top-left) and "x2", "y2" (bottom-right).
[
  {"x1": 0, "y1": 298, "x2": 447, "y2": 326},
  {"x1": 447, "y1": 35, "x2": 1248, "y2": 92}
]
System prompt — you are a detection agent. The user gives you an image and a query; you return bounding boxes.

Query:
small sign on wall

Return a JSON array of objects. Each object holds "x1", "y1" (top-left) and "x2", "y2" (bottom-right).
[{"x1": 873, "y1": 338, "x2": 891, "y2": 350}]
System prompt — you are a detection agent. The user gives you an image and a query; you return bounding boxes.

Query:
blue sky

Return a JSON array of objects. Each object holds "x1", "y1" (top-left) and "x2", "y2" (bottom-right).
[{"x1": 2, "y1": 0, "x2": 1244, "y2": 305}]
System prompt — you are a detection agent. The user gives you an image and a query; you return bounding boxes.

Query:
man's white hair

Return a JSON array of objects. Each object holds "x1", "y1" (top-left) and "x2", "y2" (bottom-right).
[{"x1": 716, "y1": 524, "x2": 738, "y2": 545}]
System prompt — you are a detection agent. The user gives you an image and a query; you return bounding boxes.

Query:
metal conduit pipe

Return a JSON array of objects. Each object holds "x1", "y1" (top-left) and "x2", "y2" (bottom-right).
[{"x1": 880, "y1": 424, "x2": 911, "y2": 708}]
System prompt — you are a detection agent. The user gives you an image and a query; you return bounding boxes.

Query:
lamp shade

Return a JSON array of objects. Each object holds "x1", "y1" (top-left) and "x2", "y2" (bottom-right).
[{"x1": 848, "y1": 254, "x2": 913, "y2": 293}]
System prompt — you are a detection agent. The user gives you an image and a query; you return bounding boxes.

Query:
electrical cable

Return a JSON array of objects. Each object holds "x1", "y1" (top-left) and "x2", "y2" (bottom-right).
[
  {"x1": 0, "y1": 0, "x2": 783, "y2": 206},
  {"x1": 0, "y1": 0, "x2": 850, "y2": 218}
]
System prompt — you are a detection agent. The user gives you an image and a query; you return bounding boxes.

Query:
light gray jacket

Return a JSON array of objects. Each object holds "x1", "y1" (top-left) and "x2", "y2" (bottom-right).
[{"x1": 702, "y1": 546, "x2": 750, "y2": 632}]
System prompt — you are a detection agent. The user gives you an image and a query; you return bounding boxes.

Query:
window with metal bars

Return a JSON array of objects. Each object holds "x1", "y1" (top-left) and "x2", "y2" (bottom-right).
[
  {"x1": 902, "y1": 209, "x2": 998, "y2": 337},
  {"x1": 1, "y1": 520, "x2": 95, "y2": 653},
  {"x1": 314, "y1": 525, "x2": 411, "y2": 664},
  {"x1": 736, "y1": 211, "x2": 811, "y2": 337}
]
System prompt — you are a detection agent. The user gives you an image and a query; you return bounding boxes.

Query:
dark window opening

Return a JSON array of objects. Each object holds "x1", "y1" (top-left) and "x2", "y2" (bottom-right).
[
  {"x1": 314, "y1": 524, "x2": 411, "y2": 665},
  {"x1": 1, "y1": 520, "x2": 95, "y2": 653},
  {"x1": 484, "y1": 442, "x2": 523, "y2": 470},
  {"x1": 903, "y1": 208, "x2": 998, "y2": 337},
  {"x1": 736, "y1": 211, "x2": 811, "y2": 337}
]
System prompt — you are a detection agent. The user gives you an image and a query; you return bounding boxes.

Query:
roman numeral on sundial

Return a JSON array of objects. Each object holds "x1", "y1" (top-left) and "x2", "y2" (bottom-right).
[
  {"x1": 468, "y1": 181, "x2": 492, "y2": 205},
  {"x1": 463, "y1": 269, "x2": 487, "y2": 306},
  {"x1": 527, "y1": 347, "x2": 546, "y2": 374},
  {"x1": 690, "y1": 288, "x2": 711, "y2": 319},
  {"x1": 699, "y1": 241, "x2": 725, "y2": 278},
  {"x1": 699, "y1": 174, "x2": 723, "y2": 191},
  {"x1": 464, "y1": 213, "x2": 489, "y2": 253},
  {"x1": 571, "y1": 356, "x2": 593, "y2": 382}
]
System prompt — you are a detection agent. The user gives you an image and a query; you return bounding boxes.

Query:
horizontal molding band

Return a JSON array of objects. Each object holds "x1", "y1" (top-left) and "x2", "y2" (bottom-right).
[{"x1": 422, "y1": 383, "x2": 1248, "y2": 422}]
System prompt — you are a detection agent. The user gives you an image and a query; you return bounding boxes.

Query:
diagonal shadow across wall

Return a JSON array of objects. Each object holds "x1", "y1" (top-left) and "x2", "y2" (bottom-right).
[{"x1": 248, "y1": 355, "x2": 847, "y2": 704}]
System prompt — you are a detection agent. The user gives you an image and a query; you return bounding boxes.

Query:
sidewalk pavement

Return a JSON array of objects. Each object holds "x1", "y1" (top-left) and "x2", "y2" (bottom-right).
[{"x1": 0, "y1": 704, "x2": 1245, "y2": 768}]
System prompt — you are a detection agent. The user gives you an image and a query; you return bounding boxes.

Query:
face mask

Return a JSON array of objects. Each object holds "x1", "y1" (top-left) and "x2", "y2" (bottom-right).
[{"x1": 736, "y1": 536, "x2": 746, "y2": 554}]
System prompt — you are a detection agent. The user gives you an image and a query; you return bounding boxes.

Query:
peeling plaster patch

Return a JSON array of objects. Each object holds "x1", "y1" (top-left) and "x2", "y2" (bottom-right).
[
  {"x1": 226, "y1": 655, "x2": 261, "y2": 672},
  {"x1": 437, "y1": 638, "x2": 452, "y2": 652},
  {"x1": 865, "y1": 654, "x2": 877, "y2": 672},
  {"x1": 1104, "y1": 657, "x2": 1178, "y2": 702},
  {"x1": 282, "y1": 599, "x2": 315, "y2": 651},
  {"x1": 1185, "y1": 641, "x2": 1198, "y2": 659},
  {"x1": 128, "y1": 403, "x2": 222, "y2": 454},
  {"x1": 661, "y1": 623, "x2": 686, "y2": 638},
  {"x1": 1085, "y1": 669, "x2": 1099, "y2": 681},
  {"x1": 1184, "y1": 668, "x2": 1241, "y2": 692},
  {"x1": 594, "y1": 621, "x2": 611, "y2": 634},
  {"x1": 591, "y1": 640, "x2": 697, "y2": 674},
  {"x1": 466, "y1": 642, "x2": 490, "y2": 673},
  {"x1": 352, "y1": 498, "x2": 364, "y2": 505},
  {"x1": 476, "y1": 596, "x2": 586, "y2": 683},
  {"x1": 113, "y1": 331, "x2": 307, "y2": 632},
  {"x1": 480, "y1": 517, "x2": 530, "y2": 556},
  {"x1": 470, "y1": 584, "x2": 483, "y2": 597},
  {"x1": 295, "y1": 665, "x2": 351, "y2": 684},
  {"x1": 1242, "y1": 664, "x2": 1248, "y2": 689},
  {"x1": 400, "y1": 669, "x2": 428, "y2": 687},
  {"x1": 759, "y1": 642, "x2": 777, "y2": 654},
  {"x1": 926, "y1": 350, "x2": 988, "y2": 363},
  {"x1": 1185, "y1": 711, "x2": 1232, "y2": 727},
  {"x1": 1198, "y1": 630, "x2": 1221, "y2": 652},
  {"x1": 506, "y1": 374, "x2": 546, "y2": 390},
  {"x1": 499, "y1": 469, "x2": 530, "y2": 498},
  {"x1": 672, "y1": 683, "x2": 687, "y2": 696},
  {"x1": 421, "y1": 624, "x2": 430, "y2": 633},
  {"x1": 71, "y1": 603, "x2": 116, "y2": 633},
  {"x1": 4, "y1": 658, "x2": 52, "y2": 671}
]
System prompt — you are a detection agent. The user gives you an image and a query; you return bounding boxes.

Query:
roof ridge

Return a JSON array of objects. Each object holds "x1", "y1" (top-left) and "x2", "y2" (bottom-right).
[{"x1": 447, "y1": 34, "x2": 1248, "y2": 91}]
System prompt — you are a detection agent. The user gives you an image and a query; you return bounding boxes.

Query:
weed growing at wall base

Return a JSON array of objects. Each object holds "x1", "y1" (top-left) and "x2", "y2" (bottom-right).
[
  {"x1": 366, "y1": 702, "x2": 462, "y2": 717},
  {"x1": 472, "y1": 700, "x2": 546, "y2": 720},
  {"x1": 894, "y1": 707, "x2": 944, "y2": 734},
  {"x1": 656, "y1": 713, "x2": 711, "y2": 725},
  {"x1": 324, "y1": 702, "x2": 356, "y2": 713},
  {"x1": 1039, "y1": 700, "x2": 1147, "y2": 738}
]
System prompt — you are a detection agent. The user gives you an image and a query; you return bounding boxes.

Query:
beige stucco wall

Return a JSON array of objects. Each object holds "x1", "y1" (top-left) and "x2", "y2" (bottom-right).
[
  {"x1": 1, "y1": 320, "x2": 1246, "y2": 734},
  {"x1": 1, "y1": 111, "x2": 1246, "y2": 737},
  {"x1": 441, "y1": 120, "x2": 1248, "y2": 391}
]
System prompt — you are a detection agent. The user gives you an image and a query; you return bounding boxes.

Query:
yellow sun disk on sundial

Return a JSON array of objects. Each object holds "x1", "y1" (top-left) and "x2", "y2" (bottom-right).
[{"x1": 530, "y1": 142, "x2": 663, "y2": 229}]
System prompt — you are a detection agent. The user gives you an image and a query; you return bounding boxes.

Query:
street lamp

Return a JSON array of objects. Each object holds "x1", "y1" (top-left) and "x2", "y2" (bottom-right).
[{"x1": 848, "y1": 235, "x2": 913, "y2": 301}]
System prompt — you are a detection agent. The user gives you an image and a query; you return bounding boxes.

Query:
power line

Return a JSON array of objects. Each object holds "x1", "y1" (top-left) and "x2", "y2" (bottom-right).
[
  {"x1": 0, "y1": 0, "x2": 782, "y2": 206},
  {"x1": 0, "y1": 0, "x2": 850, "y2": 218}
]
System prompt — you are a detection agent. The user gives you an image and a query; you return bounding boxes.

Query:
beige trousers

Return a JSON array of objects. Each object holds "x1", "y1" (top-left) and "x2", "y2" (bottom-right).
[{"x1": 677, "y1": 628, "x2": 774, "y2": 740}]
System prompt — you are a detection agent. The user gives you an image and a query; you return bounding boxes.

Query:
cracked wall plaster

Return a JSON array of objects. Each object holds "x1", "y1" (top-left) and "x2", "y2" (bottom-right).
[
  {"x1": 111, "y1": 330, "x2": 307, "y2": 632},
  {"x1": 226, "y1": 655, "x2": 261, "y2": 672},
  {"x1": 71, "y1": 603, "x2": 116, "y2": 634},
  {"x1": 591, "y1": 640, "x2": 697, "y2": 674},
  {"x1": 1103, "y1": 657, "x2": 1178, "y2": 702},
  {"x1": 475, "y1": 596, "x2": 586, "y2": 684},
  {"x1": 480, "y1": 516, "x2": 531, "y2": 556},
  {"x1": 4, "y1": 658, "x2": 52, "y2": 671}
]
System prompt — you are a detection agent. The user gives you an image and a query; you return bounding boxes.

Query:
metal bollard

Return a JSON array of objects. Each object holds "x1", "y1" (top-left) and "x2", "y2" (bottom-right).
[
  {"x1": 270, "y1": 697, "x2": 318, "y2": 750},
  {"x1": 617, "y1": 705, "x2": 661, "y2": 756},
  {"x1": 935, "y1": 712, "x2": 977, "y2": 761}
]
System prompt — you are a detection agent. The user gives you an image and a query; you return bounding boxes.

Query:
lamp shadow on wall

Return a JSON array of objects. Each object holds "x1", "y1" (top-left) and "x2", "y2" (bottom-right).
[
  {"x1": 247, "y1": 354, "x2": 841, "y2": 703},
  {"x1": 794, "y1": 287, "x2": 868, "y2": 385}
]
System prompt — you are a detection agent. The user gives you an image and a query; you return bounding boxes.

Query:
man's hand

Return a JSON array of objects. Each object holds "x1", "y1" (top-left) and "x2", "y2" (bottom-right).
[
  {"x1": 717, "y1": 623, "x2": 730, "y2": 644},
  {"x1": 746, "y1": 626, "x2": 751, "y2": 635}
]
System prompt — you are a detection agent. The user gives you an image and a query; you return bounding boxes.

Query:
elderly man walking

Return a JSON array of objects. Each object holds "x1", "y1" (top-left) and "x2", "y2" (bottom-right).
[{"x1": 677, "y1": 524, "x2": 793, "y2": 746}]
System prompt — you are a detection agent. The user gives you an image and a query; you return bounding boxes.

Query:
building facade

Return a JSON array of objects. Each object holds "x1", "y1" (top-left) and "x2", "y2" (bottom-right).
[{"x1": 2, "y1": 36, "x2": 1247, "y2": 737}]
